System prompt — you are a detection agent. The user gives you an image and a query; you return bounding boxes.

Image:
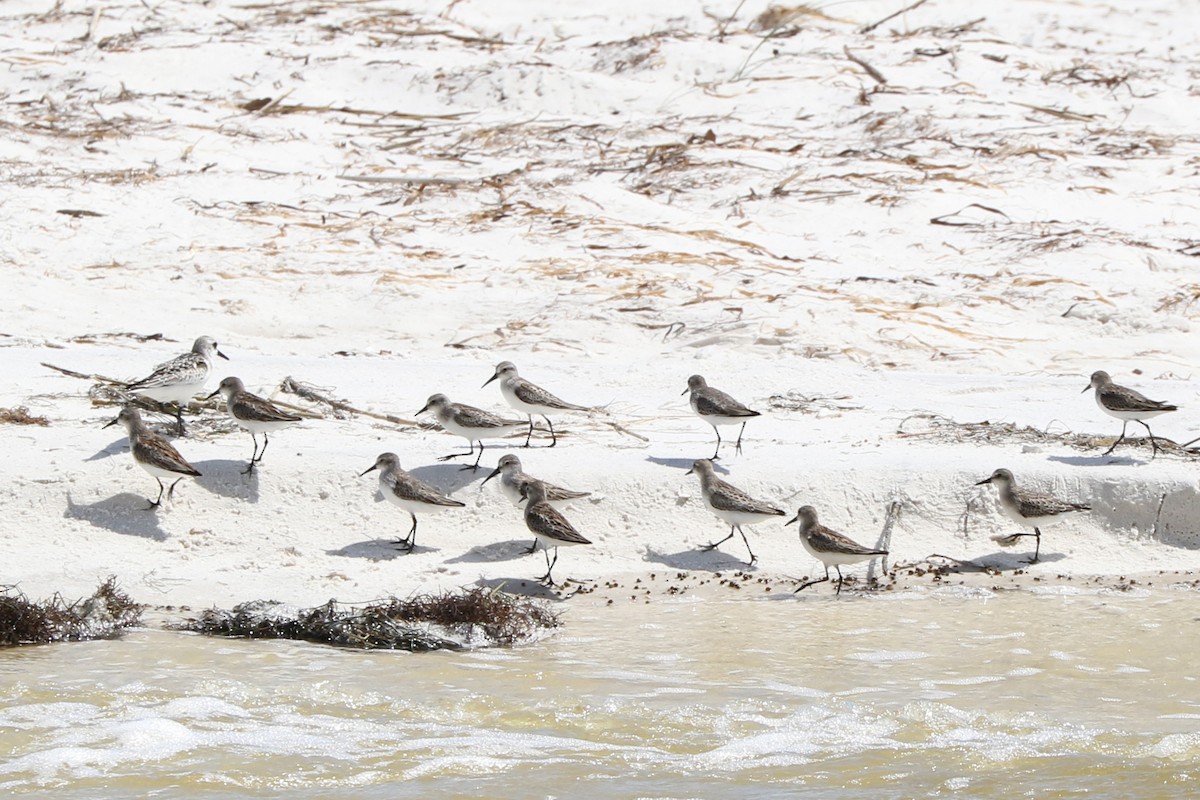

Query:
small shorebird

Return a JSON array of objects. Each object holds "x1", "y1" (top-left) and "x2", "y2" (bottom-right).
[
  {"x1": 974, "y1": 468, "x2": 1090, "y2": 563},
  {"x1": 686, "y1": 459, "x2": 785, "y2": 564},
  {"x1": 519, "y1": 480, "x2": 591, "y2": 586},
  {"x1": 416, "y1": 393, "x2": 527, "y2": 471},
  {"x1": 360, "y1": 452, "x2": 465, "y2": 553},
  {"x1": 483, "y1": 361, "x2": 590, "y2": 447},
  {"x1": 207, "y1": 377, "x2": 301, "y2": 473},
  {"x1": 126, "y1": 336, "x2": 228, "y2": 433},
  {"x1": 785, "y1": 506, "x2": 888, "y2": 595},
  {"x1": 483, "y1": 454, "x2": 591, "y2": 552},
  {"x1": 683, "y1": 375, "x2": 760, "y2": 459},
  {"x1": 1084, "y1": 370, "x2": 1178, "y2": 458},
  {"x1": 104, "y1": 406, "x2": 201, "y2": 509}
]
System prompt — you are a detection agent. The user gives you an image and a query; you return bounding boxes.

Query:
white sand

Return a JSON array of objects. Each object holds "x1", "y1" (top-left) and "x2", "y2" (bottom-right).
[{"x1": 2, "y1": 0, "x2": 1198, "y2": 609}]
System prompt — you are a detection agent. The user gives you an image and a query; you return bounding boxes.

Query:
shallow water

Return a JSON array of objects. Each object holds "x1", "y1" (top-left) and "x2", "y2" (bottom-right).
[{"x1": 2, "y1": 587, "x2": 1199, "y2": 798}]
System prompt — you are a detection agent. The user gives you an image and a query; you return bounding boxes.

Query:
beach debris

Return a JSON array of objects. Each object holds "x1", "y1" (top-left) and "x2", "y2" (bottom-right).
[
  {"x1": 182, "y1": 588, "x2": 560, "y2": 651},
  {"x1": 0, "y1": 577, "x2": 143, "y2": 647},
  {"x1": 0, "y1": 406, "x2": 49, "y2": 426}
]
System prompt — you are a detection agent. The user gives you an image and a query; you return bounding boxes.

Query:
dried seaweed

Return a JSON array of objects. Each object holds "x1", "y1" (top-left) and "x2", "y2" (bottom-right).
[
  {"x1": 182, "y1": 588, "x2": 560, "y2": 651},
  {"x1": 0, "y1": 406, "x2": 50, "y2": 426},
  {"x1": 0, "y1": 577, "x2": 144, "y2": 647}
]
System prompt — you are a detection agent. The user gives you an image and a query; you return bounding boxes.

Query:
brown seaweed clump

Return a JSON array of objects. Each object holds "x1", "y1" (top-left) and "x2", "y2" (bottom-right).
[
  {"x1": 183, "y1": 588, "x2": 561, "y2": 651},
  {"x1": 0, "y1": 577, "x2": 144, "y2": 646}
]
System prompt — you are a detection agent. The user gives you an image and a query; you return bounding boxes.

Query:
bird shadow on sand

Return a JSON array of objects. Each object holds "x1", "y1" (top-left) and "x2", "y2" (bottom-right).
[
  {"x1": 927, "y1": 551, "x2": 1068, "y2": 572},
  {"x1": 645, "y1": 455, "x2": 730, "y2": 474},
  {"x1": 325, "y1": 539, "x2": 437, "y2": 560},
  {"x1": 1047, "y1": 454, "x2": 1141, "y2": 468},
  {"x1": 445, "y1": 540, "x2": 535, "y2": 564},
  {"x1": 474, "y1": 576, "x2": 578, "y2": 601},
  {"x1": 408, "y1": 463, "x2": 486, "y2": 494},
  {"x1": 642, "y1": 546, "x2": 756, "y2": 572},
  {"x1": 191, "y1": 460, "x2": 260, "y2": 502},
  {"x1": 64, "y1": 493, "x2": 169, "y2": 541}
]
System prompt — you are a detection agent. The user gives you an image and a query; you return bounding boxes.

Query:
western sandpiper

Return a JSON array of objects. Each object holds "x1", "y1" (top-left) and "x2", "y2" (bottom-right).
[
  {"x1": 416, "y1": 393, "x2": 526, "y2": 471},
  {"x1": 785, "y1": 506, "x2": 888, "y2": 595},
  {"x1": 125, "y1": 336, "x2": 228, "y2": 434},
  {"x1": 360, "y1": 452, "x2": 465, "y2": 553},
  {"x1": 207, "y1": 377, "x2": 300, "y2": 473},
  {"x1": 483, "y1": 453, "x2": 590, "y2": 552},
  {"x1": 686, "y1": 458, "x2": 785, "y2": 564},
  {"x1": 683, "y1": 375, "x2": 760, "y2": 459},
  {"x1": 483, "y1": 361, "x2": 590, "y2": 448},
  {"x1": 1084, "y1": 370, "x2": 1178, "y2": 458},
  {"x1": 519, "y1": 479, "x2": 591, "y2": 586},
  {"x1": 104, "y1": 406, "x2": 201, "y2": 509},
  {"x1": 974, "y1": 468, "x2": 1090, "y2": 563}
]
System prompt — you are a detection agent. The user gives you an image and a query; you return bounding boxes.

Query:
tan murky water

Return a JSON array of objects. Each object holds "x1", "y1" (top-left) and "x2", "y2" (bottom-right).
[{"x1": 2, "y1": 586, "x2": 1199, "y2": 798}]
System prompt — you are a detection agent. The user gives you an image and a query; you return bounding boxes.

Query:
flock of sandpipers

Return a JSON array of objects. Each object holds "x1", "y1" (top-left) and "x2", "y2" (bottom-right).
[{"x1": 102, "y1": 336, "x2": 1181, "y2": 593}]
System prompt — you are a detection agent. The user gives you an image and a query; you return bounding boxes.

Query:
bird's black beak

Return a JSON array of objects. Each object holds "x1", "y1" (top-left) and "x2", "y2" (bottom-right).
[
  {"x1": 1080, "y1": 385, "x2": 1090, "y2": 394},
  {"x1": 784, "y1": 513, "x2": 798, "y2": 526},
  {"x1": 360, "y1": 465, "x2": 378, "y2": 477},
  {"x1": 483, "y1": 371, "x2": 499, "y2": 388},
  {"x1": 416, "y1": 403, "x2": 430, "y2": 416},
  {"x1": 974, "y1": 477, "x2": 992, "y2": 486},
  {"x1": 680, "y1": 387, "x2": 689, "y2": 396},
  {"x1": 217, "y1": 349, "x2": 230, "y2": 361},
  {"x1": 482, "y1": 466, "x2": 501, "y2": 485},
  {"x1": 103, "y1": 418, "x2": 118, "y2": 429},
  {"x1": 685, "y1": 466, "x2": 694, "y2": 475},
  {"x1": 204, "y1": 388, "x2": 220, "y2": 400}
]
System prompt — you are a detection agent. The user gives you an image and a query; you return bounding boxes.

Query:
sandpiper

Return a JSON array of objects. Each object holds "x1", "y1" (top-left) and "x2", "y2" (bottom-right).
[
  {"x1": 483, "y1": 454, "x2": 591, "y2": 552},
  {"x1": 974, "y1": 468, "x2": 1090, "y2": 563},
  {"x1": 1084, "y1": 370, "x2": 1178, "y2": 458},
  {"x1": 416, "y1": 393, "x2": 526, "y2": 471},
  {"x1": 483, "y1": 361, "x2": 590, "y2": 447},
  {"x1": 126, "y1": 336, "x2": 228, "y2": 433},
  {"x1": 683, "y1": 375, "x2": 760, "y2": 459},
  {"x1": 785, "y1": 506, "x2": 888, "y2": 595},
  {"x1": 519, "y1": 480, "x2": 591, "y2": 586},
  {"x1": 686, "y1": 458, "x2": 785, "y2": 564},
  {"x1": 360, "y1": 452, "x2": 465, "y2": 553},
  {"x1": 104, "y1": 406, "x2": 201, "y2": 509},
  {"x1": 207, "y1": 377, "x2": 301, "y2": 473}
]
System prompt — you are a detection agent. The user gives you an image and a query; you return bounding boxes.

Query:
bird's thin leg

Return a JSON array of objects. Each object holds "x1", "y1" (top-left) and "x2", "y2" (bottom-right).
[
  {"x1": 737, "y1": 525, "x2": 757, "y2": 565},
  {"x1": 711, "y1": 426, "x2": 723, "y2": 460},
  {"x1": 242, "y1": 433, "x2": 259, "y2": 474},
  {"x1": 167, "y1": 477, "x2": 185, "y2": 500},
  {"x1": 701, "y1": 526, "x2": 736, "y2": 552},
  {"x1": 258, "y1": 433, "x2": 271, "y2": 463},
  {"x1": 460, "y1": 441, "x2": 485, "y2": 472},
  {"x1": 396, "y1": 513, "x2": 417, "y2": 552},
  {"x1": 174, "y1": 404, "x2": 187, "y2": 436},
  {"x1": 147, "y1": 478, "x2": 166, "y2": 510},
  {"x1": 526, "y1": 539, "x2": 539, "y2": 554},
  {"x1": 1029, "y1": 528, "x2": 1041, "y2": 563},
  {"x1": 523, "y1": 415, "x2": 534, "y2": 448},
  {"x1": 1140, "y1": 421, "x2": 1161, "y2": 458},
  {"x1": 1103, "y1": 421, "x2": 1129, "y2": 455},
  {"x1": 543, "y1": 416, "x2": 557, "y2": 448},
  {"x1": 538, "y1": 547, "x2": 560, "y2": 586},
  {"x1": 793, "y1": 564, "x2": 831, "y2": 594},
  {"x1": 734, "y1": 420, "x2": 747, "y2": 456},
  {"x1": 835, "y1": 566, "x2": 845, "y2": 595},
  {"x1": 439, "y1": 440, "x2": 476, "y2": 463}
]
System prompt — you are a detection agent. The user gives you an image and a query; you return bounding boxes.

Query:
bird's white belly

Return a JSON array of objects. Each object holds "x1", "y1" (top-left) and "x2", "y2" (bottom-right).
[
  {"x1": 500, "y1": 383, "x2": 543, "y2": 415},
  {"x1": 381, "y1": 483, "x2": 450, "y2": 514},
  {"x1": 439, "y1": 416, "x2": 522, "y2": 442},
  {"x1": 137, "y1": 459, "x2": 187, "y2": 480},
  {"x1": 532, "y1": 531, "x2": 587, "y2": 549},
  {"x1": 998, "y1": 497, "x2": 1068, "y2": 528},
  {"x1": 800, "y1": 537, "x2": 879, "y2": 567},
  {"x1": 707, "y1": 503, "x2": 779, "y2": 527},
  {"x1": 134, "y1": 381, "x2": 205, "y2": 405},
  {"x1": 235, "y1": 417, "x2": 295, "y2": 435}
]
